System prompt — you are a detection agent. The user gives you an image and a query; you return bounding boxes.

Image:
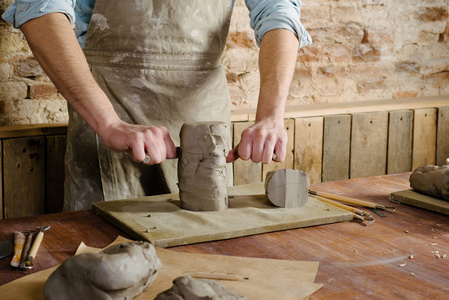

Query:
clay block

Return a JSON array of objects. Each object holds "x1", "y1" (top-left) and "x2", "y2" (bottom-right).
[
  {"x1": 264, "y1": 169, "x2": 309, "y2": 208},
  {"x1": 155, "y1": 275, "x2": 246, "y2": 300},
  {"x1": 44, "y1": 241, "x2": 161, "y2": 300},
  {"x1": 178, "y1": 122, "x2": 230, "y2": 211},
  {"x1": 410, "y1": 165, "x2": 449, "y2": 200}
]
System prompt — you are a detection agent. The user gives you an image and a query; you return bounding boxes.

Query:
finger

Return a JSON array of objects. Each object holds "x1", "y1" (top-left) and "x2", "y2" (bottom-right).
[
  {"x1": 226, "y1": 146, "x2": 240, "y2": 163},
  {"x1": 237, "y1": 137, "x2": 252, "y2": 161},
  {"x1": 129, "y1": 142, "x2": 146, "y2": 163},
  {"x1": 162, "y1": 130, "x2": 177, "y2": 159},
  {"x1": 250, "y1": 136, "x2": 264, "y2": 163},
  {"x1": 262, "y1": 137, "x2": 276, "y2": 164},
  {"x1": 273, "y1": 140, "x2": 287, "y2": 162}
]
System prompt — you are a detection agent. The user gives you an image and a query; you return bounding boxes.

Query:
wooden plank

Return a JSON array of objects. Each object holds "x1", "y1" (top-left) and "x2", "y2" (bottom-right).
[
  {"x1": 0, "y1": 123, "x2": 67, "y2": 139},
  {"x1": 390, "y1": 189, "x2": 449, "y2": 215},
  {"x1": 262, "y1": 119, "x2": 295, "y2": 181},
  {"x1": 294, "y1": 117, "x2": 323, "y2": 184},
  {"x1": 0, "y1": 140, "x2": 2, "y2": 219},
  {"x1": 3, "y1": 137, "x2": 46, "y2": 218},
  {"x1": 236, "y1": 95, "x2": 449, "y2": 121},
  {"x1": 46, "y1": 135, "x2": 67, "y2": 214},
  {"x1": 436, "y1": 106, "x2": 449, "y2": 165},
  {"x1": 412, "y1": 108, "x2": 437, "y2": 170},
  {"x1": 387, "y1": 110, "x2": 413, "y2": 174},
  {"x1": 92, "y1": 183, "x2": 352, "y2": 247},
  {"x1": 322, "y1": 115, "x2": 351, "y2": 182},
  {"x1": 232, "y1": 122, "x2": 262, "y2": 185},
  {"x1": 350, "y1": 111, "x2": 388, "y2": 178}
]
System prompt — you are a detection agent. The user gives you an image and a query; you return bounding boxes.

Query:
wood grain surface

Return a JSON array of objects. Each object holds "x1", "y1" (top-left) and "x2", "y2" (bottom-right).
[
  {"x1": 388, "y1": 110, "x2": 413, "y2": 174},
  {"x1": 322, "y1": 115, "x2": 351, "y2": 182},
  {"x1": 294, "y1": 117, "x2": 323, "y2": 184},
  {"x1": 350, "y1": 111, "x2": 388, "y2": 178},
  {"x1": 412, "y1": 108, "x2": 437, "y2": 170},
  {"x1": 1, "y1": 173, "x2": 449, "y2": 300},
  {"x1": 436, "y1": 106, "x2": 449, "y2": 165}
]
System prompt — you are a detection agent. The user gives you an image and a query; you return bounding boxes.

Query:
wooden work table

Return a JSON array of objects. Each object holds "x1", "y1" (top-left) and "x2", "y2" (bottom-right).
[{"x1": 1, "y1": 173, "x2": 448, "y2": 299}]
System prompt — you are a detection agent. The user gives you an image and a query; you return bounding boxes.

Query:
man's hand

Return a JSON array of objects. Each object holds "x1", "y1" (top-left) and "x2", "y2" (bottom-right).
[
  {"x1": 20, "y1": 13, "x2": 178, "y2": 165},
  {"x1": 226, "y1": 119, "x2": 287, "y2": 164},
  {"x1": 98, "y1": 121, "x2": 177, "y2": 164}
]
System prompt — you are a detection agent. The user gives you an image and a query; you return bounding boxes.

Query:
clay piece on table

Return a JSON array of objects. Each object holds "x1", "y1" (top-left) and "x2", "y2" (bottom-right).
[
  {"x1": 409, "y1": 165, "x2": 449, "y2": 201},
  {"x1": 44, "y1": 241, "x2": 161, "y2": 300},
  {"x1": 155, "y1": 275, "x2": 246, "y2": 300},
  {"x1": 178, "y1": 122, "x2": 230, "y2": 211},
  {"x1": 264, "y1": 169, "x2": 309, "y2": 208}
]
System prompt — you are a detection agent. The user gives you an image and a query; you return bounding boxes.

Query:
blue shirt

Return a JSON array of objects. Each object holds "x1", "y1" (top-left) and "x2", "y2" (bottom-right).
[{"x1": 2, "y1": 0, "x2": 311, "y2": 49}]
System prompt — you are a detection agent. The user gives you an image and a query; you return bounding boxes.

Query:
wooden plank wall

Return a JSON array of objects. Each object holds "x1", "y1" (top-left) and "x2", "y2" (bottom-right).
[
  {"x1": 1, "y1": 134, "x2": 66, "y2": 219},
  {"x1": 232, "y1": 106, "x2": 449, "y2": 185},
  {"x1": 1, "y1": 104, "x2": 448, "y2": 218}
]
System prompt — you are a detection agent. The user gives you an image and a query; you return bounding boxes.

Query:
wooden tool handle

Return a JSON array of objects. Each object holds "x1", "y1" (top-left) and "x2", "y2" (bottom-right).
[
  {"x1": 28, "y1": 231, "x2": 44, "y2": 260},
  {"x1": 10, "y1": 231, "x2": 25, "y2": 268},
  {"x1": 311, "y1": 190, "x2": 381, "y2": 209},
  {"x1": 313, "y1": 194, "x2": 357, "y2": 213},
  {"x1": 19, "y1": 232, "x2": 34, "y2": 267}
]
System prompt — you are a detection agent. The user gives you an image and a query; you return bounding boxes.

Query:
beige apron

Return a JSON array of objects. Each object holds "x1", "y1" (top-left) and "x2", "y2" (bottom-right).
[{"x1": 64, "y1": 0, "x2": 232, "y2": 211}]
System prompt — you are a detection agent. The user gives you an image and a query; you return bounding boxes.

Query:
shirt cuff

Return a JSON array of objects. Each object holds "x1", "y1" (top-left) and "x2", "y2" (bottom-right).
[
  {"x1": 2, "y1": 0, "x2": 75, "y2": 28},
  {"x1": 246, "y1": 0, "x2": 312, "y2": 48}
]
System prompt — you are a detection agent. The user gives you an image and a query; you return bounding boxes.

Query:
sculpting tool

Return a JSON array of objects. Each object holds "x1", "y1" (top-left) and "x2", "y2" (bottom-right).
[
  {"x1": 23, "y1": 226, "x2": 50, "y2": 269},
  {"x1": 309, "y1": 190, "x2": 396, "y2": 213},
  {"x1": 192, "y1": 272, "x2": 249, "y2": 281},
  {"x1": 311, "y1": 194, "x2": 375, "y2": 226},
  {"x1": 10, "y1": 231, "x2": 25, "y2": 267},
  {"x1": 310, "y1": 194, "x2": 373, "y2": 219},
  {"x1": 18, "y1": 231, "x2": 34, "y2": 271}
]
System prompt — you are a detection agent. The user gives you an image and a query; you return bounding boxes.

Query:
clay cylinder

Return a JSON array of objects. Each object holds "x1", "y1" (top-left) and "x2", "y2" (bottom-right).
[{"x1": 178, "y1": 122, "x2": 230, "y2": 211}]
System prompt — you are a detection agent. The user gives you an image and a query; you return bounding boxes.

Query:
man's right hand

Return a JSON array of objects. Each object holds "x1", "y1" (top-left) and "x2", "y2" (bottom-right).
[
  {"x1": 20, "y1": 13, "x2": 179, "y2": 165},
  {"x1": 98, "y1": 121, "x2": 178, "y2": 165}
]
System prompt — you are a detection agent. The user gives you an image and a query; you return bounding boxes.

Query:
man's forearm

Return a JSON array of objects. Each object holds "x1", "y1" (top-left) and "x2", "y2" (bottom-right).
[
  {"x1": 256, "y1": 29, "x2": 299, "y2": 124},
  {"x1": 20, "y1": 13, "x2": 120, "y2": 135}
]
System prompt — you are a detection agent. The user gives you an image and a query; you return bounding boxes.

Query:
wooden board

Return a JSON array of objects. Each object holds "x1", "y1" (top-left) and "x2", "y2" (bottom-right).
[
  {"x1": 294, "y1": 117, "x2": 323, "y2": 184},
  {"x1": 46, "y1": 135, "x2": 67, "y2": 213},
  {"x1": 3, "y1": 137, "x2": 46, "y2": 218},
  {"x1": 436, "y1": 106, "x2": 449, "y2": 165},
  {"x1": 232, "y1": 122, "x2": 262, "y2": 185},
  {"x1": 92, "y1": 183, "x2": 352, "y2": 247},
  {"x1": 322, "y1": 115, "x2": 351, "y2": 182},
  {"x1": 350, "y1": 111, "x2": 388, "y2": 178},
  {"x1": 0, "y1": 140, "x2": 2, "y2": 219},
  {"x1": 412, "y1": 108, "x2": 437, "y2": 170},
  {"x1": 387, "y1": 110, "x2": 413, "y2": 174},
  {"x1": 390, "y1": 189, "x2": 449, "y2": 215},
  {"x1": 262, "y1": 119, "x2": 295, "y2": 180},
  {"x1": 0, "y1": 123, "x2": 67, "y2": 139}
]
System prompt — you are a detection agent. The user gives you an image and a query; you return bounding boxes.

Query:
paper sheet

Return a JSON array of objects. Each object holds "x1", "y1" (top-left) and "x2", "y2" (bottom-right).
[{"x1": 0, "y1": 236, "x2": 322, "y2": 299}]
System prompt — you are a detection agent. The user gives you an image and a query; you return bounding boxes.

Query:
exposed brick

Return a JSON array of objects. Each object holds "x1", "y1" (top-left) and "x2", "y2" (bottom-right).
[
  {"x1": 13, "y1": 56, "x2": 45, "y2": 78},
  {"x1": 29, "y1": 84, "x2": 59, "y2": 99},
  {"x1": 226, "y1": 31, "x2": 254, "y2": 49},
  {"x1": 357, "y1": 78, "x2": 385, "y2": 92},
  {"x1": 0, "y1": 82, "x2": 27, "y2": 101},
  {"x1": 317, "y1": 65, "x2": 345, "y2": 77},
  {"x1": 334, "y1": 23, "x2": 364, "y2": 45},
  {"x1": 297, "y1": 45, "x2": 320, "y2": 62},
  {"x1": 353, "y1": 44, "x2": 380, "y2": 62},
  {"x1": 395, "y1": 61, "x2": 420, "y2": 73},
  {"x1": 322, "y1": 44, "x2": 352, "y2": 63},
  {"x1": 418, "y1": 7, "x2": 448, "y2": 22},
  {"x1": 393, "y1": 91, "x2": 419, "y2": 98}
]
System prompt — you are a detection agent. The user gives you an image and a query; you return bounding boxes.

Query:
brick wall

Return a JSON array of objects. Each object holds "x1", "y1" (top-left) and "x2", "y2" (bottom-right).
[{"x1": 1, "y1": 0, "x2": 448, "y2": 125}]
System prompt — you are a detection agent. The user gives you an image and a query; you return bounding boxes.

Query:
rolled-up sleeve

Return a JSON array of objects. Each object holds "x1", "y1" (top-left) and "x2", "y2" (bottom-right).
[
  {"x1": 246, "y1": 0, "x2": 312, "y2": 48},
  {"x1": 2, "y1": 0, "x2": 75, "y2": 28}
]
